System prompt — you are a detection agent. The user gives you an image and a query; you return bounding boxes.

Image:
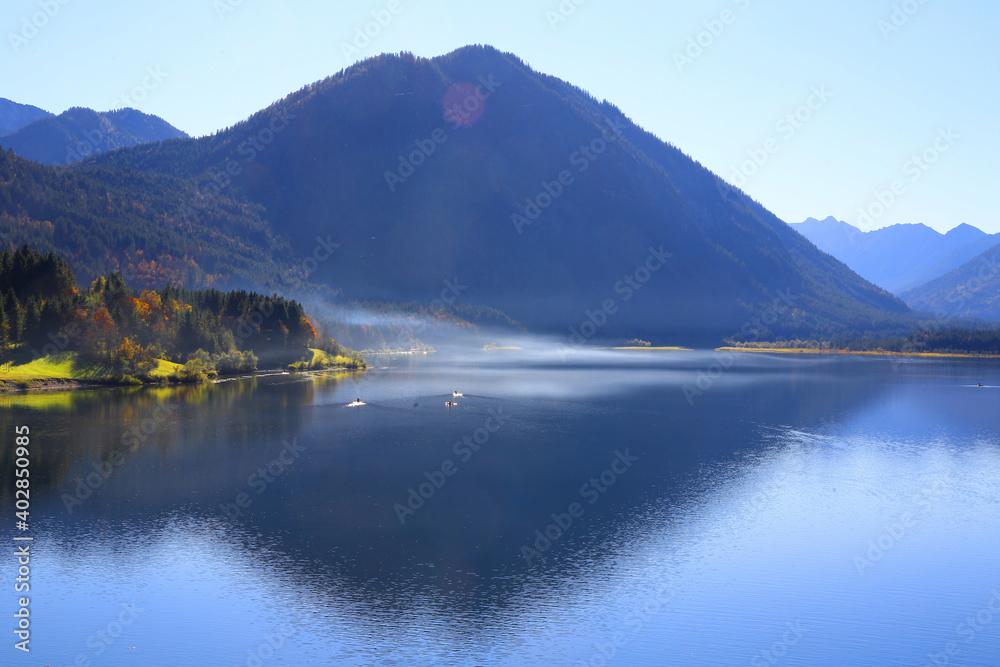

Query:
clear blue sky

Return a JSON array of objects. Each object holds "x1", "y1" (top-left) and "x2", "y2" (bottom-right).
[{"x1": 4, "y1": 0, "x2": 998, "y2": 233}]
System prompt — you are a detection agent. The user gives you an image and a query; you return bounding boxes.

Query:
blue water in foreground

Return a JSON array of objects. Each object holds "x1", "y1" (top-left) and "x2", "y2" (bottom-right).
[{"x1": 2, "y1": 350, "x2": 999, "y2": 666}]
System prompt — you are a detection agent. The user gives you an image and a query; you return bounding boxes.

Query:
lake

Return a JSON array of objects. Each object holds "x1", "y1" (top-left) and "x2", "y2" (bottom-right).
[{"x1": 2, "y1": 350, "x2": 999, "y2": 666}]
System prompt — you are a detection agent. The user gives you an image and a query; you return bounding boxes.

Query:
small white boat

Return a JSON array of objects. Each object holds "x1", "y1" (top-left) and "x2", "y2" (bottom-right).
[
  {"x1": 346, "y1": 398, "x2": 366, "y2": 407},
  {"x1": 452, "y1": 391, "x2": 463, "y2": 397}
]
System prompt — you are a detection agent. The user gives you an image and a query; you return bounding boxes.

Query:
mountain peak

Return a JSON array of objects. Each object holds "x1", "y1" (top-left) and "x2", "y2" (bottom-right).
[
  {"x1": 73, "y1": 47, "x2": 910, "y2": 341},
  {"x1": 945, "y1": 222, "x2": 986, "y2": 240},
  {"x1": 797, "y1": 216, "x2": 852, "y2": 229},
  {"x1": 0, "y1": 98, "x2": 53, "y2": 136}
]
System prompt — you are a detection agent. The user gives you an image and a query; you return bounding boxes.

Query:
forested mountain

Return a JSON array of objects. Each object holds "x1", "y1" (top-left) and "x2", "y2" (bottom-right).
[
  {"x1": 792, "y1": 217, "x2": 999, "y2": 294},
  {"x1": 0, "y1": 107, "x2": 187, "y2": 165},
  {"x1": 54, "y1": 44, "x2": 914, "y2": 345},
  {"x1": 0, "y1": 98, "x2": 52, "y2": 136},
  {"x1": 0, "y1": 147, "x2": 290, "y2": 290},
  {"x1": 901, "y1": 242, "x2": 1000, "y2": 321}
]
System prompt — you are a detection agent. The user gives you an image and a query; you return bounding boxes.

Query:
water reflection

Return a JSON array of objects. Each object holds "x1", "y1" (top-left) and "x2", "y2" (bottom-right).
[{"x1": 1, "y1": 352, "x2": 998, "y2": 665}]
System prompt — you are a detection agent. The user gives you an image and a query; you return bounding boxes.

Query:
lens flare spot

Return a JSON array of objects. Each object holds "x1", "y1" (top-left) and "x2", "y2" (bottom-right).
[{"x1": 442, "y1": 82, "x2": 486, "y2": 128}]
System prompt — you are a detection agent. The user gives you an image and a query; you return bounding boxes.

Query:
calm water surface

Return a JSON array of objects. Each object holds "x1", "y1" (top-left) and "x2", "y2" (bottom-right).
[{"x1": 2, "y1": 351, "x2": 999, "y2": 666}]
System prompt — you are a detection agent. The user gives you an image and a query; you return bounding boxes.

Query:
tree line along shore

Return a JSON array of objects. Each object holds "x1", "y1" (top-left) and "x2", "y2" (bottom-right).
[{"x1": 0, "y1": 246, "x2": 365, "y2": 390}]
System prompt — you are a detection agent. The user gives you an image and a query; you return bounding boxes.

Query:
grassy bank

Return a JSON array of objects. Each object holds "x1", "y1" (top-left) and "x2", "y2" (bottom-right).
[
  {"x1": 0, "y1": 352, "x2": 183, "y2": 390},
  {"x1": 1, "y1": 347, "x2": 365, "y2": 392},
  {"x1": 288, "y1": 348, "x2": 367, "y2": 371}
]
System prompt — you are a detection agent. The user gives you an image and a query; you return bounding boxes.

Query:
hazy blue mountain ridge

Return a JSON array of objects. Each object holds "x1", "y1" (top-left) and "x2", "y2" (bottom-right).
[
  {"x1": 792, "y1": 216, "x2": 999, "y2": 294},
  {"x1": 0, "y1": 106, "x2": 188, "y2": 165},
  {"x1": 901, "y1": 241, "x2": 1000, "y2": 321}
]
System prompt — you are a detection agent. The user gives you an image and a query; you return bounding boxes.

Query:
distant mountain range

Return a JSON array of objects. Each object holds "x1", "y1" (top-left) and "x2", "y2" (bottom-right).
[
  {"x1": 0, "y1": 46, "x2": 932, "y2": 344},
  {"x1": 0, "y1": 98, "x2": 53, "y2": 136},
  {"x1": 901, "y1": 242, "x2": 1000, "y2": 321},
  {"x1": 791, "y1": 217, "x2": 1000, "y2": 295},
  {"x1": 0, "y1": 106, "x2": 187, "y2": 165}
]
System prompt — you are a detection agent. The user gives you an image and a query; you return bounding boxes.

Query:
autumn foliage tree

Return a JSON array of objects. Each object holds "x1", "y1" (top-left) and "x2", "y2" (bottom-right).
[
  {"x1": 81, "y1": 306, "x2": 117, "y2": 360},
  {"x1": 113, "y1": 337, "x2": 157, "y2": 378}
]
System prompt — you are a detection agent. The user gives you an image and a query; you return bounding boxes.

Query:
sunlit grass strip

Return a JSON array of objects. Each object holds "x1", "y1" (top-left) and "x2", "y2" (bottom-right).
[
  {"x1": 289, "y1": 348, "x2": 367, "y2": 370},
  {"x1": 0, "y1": 352, "x2": 99, "y2": 380},
  {"x1": 149, "y1": 358, "x2": 183, "y2": 379},
  {"x1": 0, "y1": 352, "x2": 183, "y2": 383}
]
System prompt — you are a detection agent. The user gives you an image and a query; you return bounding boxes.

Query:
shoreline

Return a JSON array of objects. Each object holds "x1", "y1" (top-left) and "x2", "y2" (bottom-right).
[
  {"x1": 606, "y1": 346, "x2": 692, "y2": 351},
  {"x1": 1, "y1": 347, "x2": 366, "y2": 394},
  {"x1": 0, "y1": 365, "x2": 364, "y2": 394},
  {"x1": 0, "y1": 378, "x2": 95, "y2": 393},
  {"x1": 714, "y1": 347, "x2": 1000, "y2": 359}
]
